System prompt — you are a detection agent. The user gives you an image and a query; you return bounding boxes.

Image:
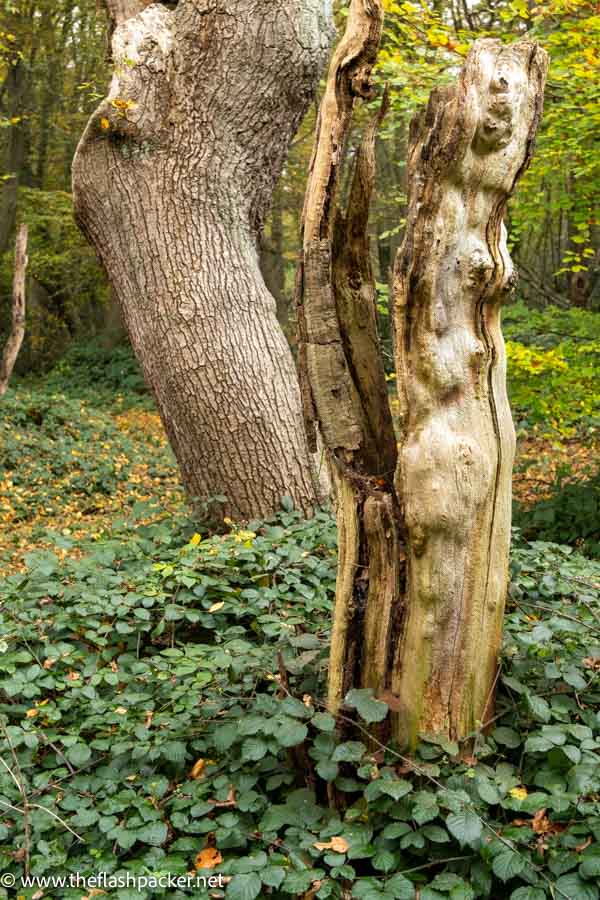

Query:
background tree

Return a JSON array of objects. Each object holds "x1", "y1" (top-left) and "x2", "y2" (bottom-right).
[{"x1": 72, "y1": 0, "x2": 332, "y2": 519}]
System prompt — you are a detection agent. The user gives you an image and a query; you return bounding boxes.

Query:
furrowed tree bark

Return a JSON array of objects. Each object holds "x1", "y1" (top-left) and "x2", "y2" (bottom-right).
[
  {"x1": 72, "y1": 0, "x2": 332, "y2": 519},
  {"x1": 392, "y1": 39, "x2": 548, "y2": 746},
  {"x1": 296, "y1": 0, "x2": 403, "y2": 726},
  {"x1": 0, "y1": 224, "x2": 28, "y2": 398},
  {"x1": 300, "y1": 25, "x2": 547, "y2": 749}
]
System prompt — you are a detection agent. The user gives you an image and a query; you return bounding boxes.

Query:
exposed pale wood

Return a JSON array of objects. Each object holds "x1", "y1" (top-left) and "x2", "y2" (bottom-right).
[
  {"x1": 0, "y1": 224, "x2": 28, "y2": 398},
  {"x1": 301, "y1": 26, "x2": 547, "y2": 748},
  {"x1": 392, "y1": 39, "x2": 548, "y2": 746}
]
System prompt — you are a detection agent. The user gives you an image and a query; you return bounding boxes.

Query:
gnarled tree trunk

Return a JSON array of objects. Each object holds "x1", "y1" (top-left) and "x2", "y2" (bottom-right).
[
  {"x1": 299, "y1": 5, "x2": 547, "y2": 748},
  {"x1": 392, "y1": 40, "x2": 548, "y2": 746},
  {"x1": 73, "y1": 0, "x2": 332, "y2": 519}
]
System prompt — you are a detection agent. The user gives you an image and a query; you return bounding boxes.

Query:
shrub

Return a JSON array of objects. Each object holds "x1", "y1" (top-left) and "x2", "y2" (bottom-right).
[{"x1": 514, "y1": 471, "x2": 600, "y2": 558}]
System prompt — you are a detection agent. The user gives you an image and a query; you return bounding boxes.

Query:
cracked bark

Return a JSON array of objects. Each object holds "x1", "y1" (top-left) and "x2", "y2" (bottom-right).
[
  {"x1": 296, "y1": 0, "x2": 403, "y2": 734},
  {"x1": 73, "y1": 0, "x2": 332, "y2": 519},
  {"x1": 299, "y1": 12, "x2": 547, "y2": 747}
]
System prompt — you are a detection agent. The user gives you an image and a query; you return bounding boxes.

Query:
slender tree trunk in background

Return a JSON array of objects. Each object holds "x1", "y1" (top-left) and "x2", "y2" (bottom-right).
[
  {"x1": 299, "y1": 3, "x2": 548, "y2": 747},
  {"x1": 0, "y1": 224, "x2": 28, "y2": 398},
  {"x1": 0, "y1": 61, "x2": 27, "y2": 254},
  {"x1": 73, "y1": 0, "x2": 332, "y2": 519}
]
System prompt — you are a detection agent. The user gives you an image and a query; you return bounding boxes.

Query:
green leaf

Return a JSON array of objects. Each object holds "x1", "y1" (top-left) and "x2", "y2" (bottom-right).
[
  {"x1": 276, "y1": 718, "x2": 308, "y2": 747},
  {"x1": 493, "y1": 727, "x2": 522, "y2": 748},
  {"x1": 226, "y1": 873, "x2": 262, "y2": 900},
  {"x1": 316, "y1": 759, "x2": 339, "y2": 782},
  {"x1": 66, "y1": 743, "x2": 91, "y2": 767},
  {"x1": 345, "y1": 688, "x2": 388, "y2": 723},
  {"x1": 312, "y1": 712, "x2": 336, "y2": 732},
  {"x1": 385, "y1": 874, "x2": 416, "y2": 899},
  {"x1": 555, "y1": 873, "x2": 599, "y2": 900},
  {"x1": 492, "y1": 849, "x2": 527, "y2": 881},
  {"x1": 445, "y1": 810, "x2": 483, "y2": 846},
  {"x1": 136, "y1": 821, "x2": 167, "y2": 846},
  {"x1": 526, "y1": 693, "x2": 551, "y2": 723},
  {"x1": 241, "y1": 738, "x2": 268, "y2": 761},
  {"x1": 580, "y1": 855, "x2": 600, "y2": 879},
  {"x1": 262, "y1": 868, "x2": 286, "y2": 889},
  {"x1": 332, "y1": 742, "x2": 366, "y2": 763},
  {"x1": 509, "y1": 889, "x2": 547, "y2": 900}
]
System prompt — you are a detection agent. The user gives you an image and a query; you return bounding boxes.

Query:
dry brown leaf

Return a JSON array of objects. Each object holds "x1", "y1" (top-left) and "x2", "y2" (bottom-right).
[
  {"x1": 532, "y1": 808, "x2": 550, "y2": 834},
  {"x1": 575, "y1": 836, "x2": 592, "y2": 853},
  {"x1": 195, "y1": 847, "x2": 223, "y2": 870},
  {"x1": 378, "y1": 690, "x2": 403, "y2": 712},
  {"x1": 208, "y1": 785, "x2": 237, "y2": 808},
  {"x1": 313, "y1": 836, "x2": 349, "y2": 853},
  {"x1": 583, "y1": 657, "x2": 600, "y2": 670}
]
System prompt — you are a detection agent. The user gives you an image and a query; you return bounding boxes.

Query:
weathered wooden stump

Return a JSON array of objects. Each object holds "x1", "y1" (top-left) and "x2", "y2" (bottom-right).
[{"x1": 298, "y1": 1, "x2": 548, "y2": 749}]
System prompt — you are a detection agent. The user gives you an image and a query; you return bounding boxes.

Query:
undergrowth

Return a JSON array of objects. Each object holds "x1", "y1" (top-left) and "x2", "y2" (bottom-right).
[{"x1": 0, "y1": 505, "x2": 598, "y2": 900}]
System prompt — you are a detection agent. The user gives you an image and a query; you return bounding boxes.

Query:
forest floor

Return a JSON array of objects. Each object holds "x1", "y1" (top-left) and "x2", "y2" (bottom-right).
[{"x1": 0, "y1": 389, "x2": 597, "y2": 574}]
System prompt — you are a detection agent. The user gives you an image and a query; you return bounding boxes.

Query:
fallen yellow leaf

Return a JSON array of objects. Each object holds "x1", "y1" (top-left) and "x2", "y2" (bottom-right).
[
  {"x1": 25, "y1": 709, "x2": 38, "y2": 718},
  {"x1": 209, "y1": 602, "x2": 224, "y2": 613},
  {"x1": 509, "y1": 786, "x2": 528, "y2": 801},
  {"x1": 190, "y1": 759, "x2": 206, "y2": 780},
  {"x1": 313, "y1": 836, "x2": 349, "y2": 853}
]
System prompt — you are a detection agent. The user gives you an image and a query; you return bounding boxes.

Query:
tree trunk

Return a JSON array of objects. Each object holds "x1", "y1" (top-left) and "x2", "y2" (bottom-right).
[
  {"x1": 72, "y1": 0, "x2": 332, "y2": 519},
  {"x1": 0, "y1": 224, "x2": 28, "y2": 397},
  {"x1": 296, "y1": 0, "x2": 404, "y2": 726},
  {"x1": 299, "y1": 8, "x2": 548, "y2": 749},
  {"x1": 393, "y1": 40, "x2": 547, "y2": 746},
  {"x1": 0, "y1": 61, "x2": 27, "y2": 255}
]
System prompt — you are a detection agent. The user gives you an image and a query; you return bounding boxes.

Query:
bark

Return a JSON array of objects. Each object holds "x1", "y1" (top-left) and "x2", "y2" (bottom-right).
[
  {"x1": 392, "y1": 39, "x2": 548, "y2": 746},
  {"x1": 0, "y1": 61, "x2": 27, "y2": 255},
  {"x1": 296, "y1": 0, "x2": 403, "y2": 726},
  {"x1": 72, "y1": 0, "x2": 332, "y2": 519},
  {"x1": 0, "y1": 224, "x2": 28, "y2": 398},
  {"x1": 299, "y1": 20, "x2": 547, "y2": 749}
]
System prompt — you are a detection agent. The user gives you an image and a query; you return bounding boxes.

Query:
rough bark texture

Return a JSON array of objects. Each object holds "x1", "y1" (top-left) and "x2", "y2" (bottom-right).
[
  {"x1": 300, "y1": 23, "x2": 547, "y2": 749},
  {"x1": 392, "y1": 39, "x2": 548, "y2": 746},
  {"x1": 73, "y1": 0, "x2": 332, "y2": 519},
  {"x1": 0, "y1": 224, "x2": 28, "y2": 398},
  {"x1": 296, "y1": 0, "x2": 403, "y2": 725}
]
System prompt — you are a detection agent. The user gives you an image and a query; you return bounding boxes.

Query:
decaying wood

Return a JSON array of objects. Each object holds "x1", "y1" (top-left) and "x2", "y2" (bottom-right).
[
  {"x1": 300, "y1": 23, "x2": 547, "y2": 747},
  {"x1": 74, "y1": 1, "x2": 333, "y2": 519},
  {"x1": 392, "y1": 39, "x2": 548, "y2": 746},
  {"x1": 297, "y1": 0, "x2": 404, "y2": 727},
  {"x1": 0, "y1": 224, "x2": 28, "y2": 398}
]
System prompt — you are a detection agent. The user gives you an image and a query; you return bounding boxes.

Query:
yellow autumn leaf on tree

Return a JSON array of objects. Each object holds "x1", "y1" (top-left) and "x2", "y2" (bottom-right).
[{"x1": 189, "y1": 532, "x2": 201, "y2": 546}]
